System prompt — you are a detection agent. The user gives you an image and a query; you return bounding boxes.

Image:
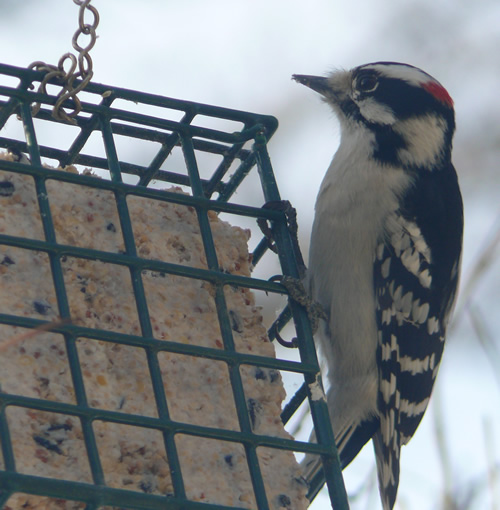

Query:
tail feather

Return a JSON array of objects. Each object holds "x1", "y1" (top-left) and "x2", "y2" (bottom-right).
[
  {"x1": 301, "y1": 416, "x2": 379, "y2": 489},
  {"x1": 373, "y1": 429, "x2": 400, "y2": 510},
  {"x1": 337, "y1": 416, "x2": 379, "y2": 468}
]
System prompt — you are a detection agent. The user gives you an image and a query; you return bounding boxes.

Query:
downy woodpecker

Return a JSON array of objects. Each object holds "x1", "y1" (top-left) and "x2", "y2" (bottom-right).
[{"x1": 294, "y1": 62, "x2": 463, "y2": 510}]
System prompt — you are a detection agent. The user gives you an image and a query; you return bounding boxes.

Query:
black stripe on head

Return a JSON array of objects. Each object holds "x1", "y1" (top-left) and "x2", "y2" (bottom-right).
[
  {"x1": 351, "y1": 63, "x2": 455, "y2": 128},
  {"x1": 349, "y1": 64, "x2": 455, "y2": 167},
  {"x1": 371, "y1": 76, "x2": 453, "y2": 121},
  {"x1": 372, "y1": 125, "x2": 407, "y2": 166}
]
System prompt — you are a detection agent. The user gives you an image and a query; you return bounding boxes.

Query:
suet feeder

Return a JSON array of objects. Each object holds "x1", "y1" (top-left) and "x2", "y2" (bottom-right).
[{"x1": 0, "y1": 40, "x2": 348, "y2": 510}]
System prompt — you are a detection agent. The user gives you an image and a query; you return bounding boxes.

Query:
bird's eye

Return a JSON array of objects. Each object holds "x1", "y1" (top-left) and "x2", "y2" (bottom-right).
[{"x1": 357, "y1": 73, "x2": 378, "y2": 92}]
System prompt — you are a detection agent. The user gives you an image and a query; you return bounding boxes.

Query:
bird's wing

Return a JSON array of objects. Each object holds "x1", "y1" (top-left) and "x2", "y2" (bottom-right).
[{"x1": 373, "y1": 172, "x2": 462, "y2": 508}]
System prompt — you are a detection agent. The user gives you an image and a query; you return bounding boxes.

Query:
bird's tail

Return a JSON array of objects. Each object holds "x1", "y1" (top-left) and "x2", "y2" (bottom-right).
[
  {"x1": 373, "y1": 428, "x2": 400, "y2": 510},
  {"x1": 301, "y1": 416, "x2": 379, "y2": 492}
]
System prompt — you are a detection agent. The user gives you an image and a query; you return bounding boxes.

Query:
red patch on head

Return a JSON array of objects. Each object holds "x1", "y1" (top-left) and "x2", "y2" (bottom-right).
[{"x1": 422, "y1": 81, "x2": 453, "y2": 107}]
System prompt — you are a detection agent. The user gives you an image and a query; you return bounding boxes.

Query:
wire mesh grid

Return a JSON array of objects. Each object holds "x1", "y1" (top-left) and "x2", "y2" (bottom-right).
[{"x1": 0, "y1": 63, "x2": 348, "y2": 509}]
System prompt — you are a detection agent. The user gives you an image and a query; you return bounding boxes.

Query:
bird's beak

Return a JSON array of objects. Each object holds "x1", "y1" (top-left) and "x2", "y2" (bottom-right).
[{"x1": 292, "y1": 74, "x2": 330, "y2": 96}]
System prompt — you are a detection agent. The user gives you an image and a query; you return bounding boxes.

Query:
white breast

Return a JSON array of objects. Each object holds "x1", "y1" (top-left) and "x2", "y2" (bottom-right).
[{"x1": 307, "y1": 125, "x2": 413, "y2": 424}]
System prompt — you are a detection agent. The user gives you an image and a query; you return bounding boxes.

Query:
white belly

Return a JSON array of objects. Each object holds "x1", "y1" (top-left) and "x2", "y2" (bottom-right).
[{"x1": 306, "y1": 131, "x2": 413, "y2": 424}]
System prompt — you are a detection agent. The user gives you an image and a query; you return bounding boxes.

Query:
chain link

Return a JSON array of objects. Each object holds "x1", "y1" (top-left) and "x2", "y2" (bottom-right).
[{"x1": 29, "y1": 0, "x2": 99, "y2": 124}]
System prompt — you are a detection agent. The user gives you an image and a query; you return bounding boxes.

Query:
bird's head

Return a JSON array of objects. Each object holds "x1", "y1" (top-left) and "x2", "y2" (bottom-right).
[{"x1": 293, "y1": 62, "x2": 455, "y2": 169}]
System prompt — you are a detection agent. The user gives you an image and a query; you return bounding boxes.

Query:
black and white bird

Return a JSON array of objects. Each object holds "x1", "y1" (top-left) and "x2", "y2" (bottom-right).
[{"x1": 293, "y1": 62, "x2": 463, "y2": 509}]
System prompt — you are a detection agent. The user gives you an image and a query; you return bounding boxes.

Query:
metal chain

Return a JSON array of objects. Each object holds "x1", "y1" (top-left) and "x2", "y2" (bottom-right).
[{"x1": 29, "y1": 0, "x2": 99, "y2": 124}]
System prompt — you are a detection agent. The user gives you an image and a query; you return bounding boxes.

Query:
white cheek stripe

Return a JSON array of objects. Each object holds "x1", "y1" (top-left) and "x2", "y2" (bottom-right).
[
  {"x1": 360, "y1": 63, "x2": 434, "y2": 88},
  {"x1": 357, "y1": 97, "x2": 396, "y2": 125},
  {"x1": 395, "y1": 114, "x2": 447, "y2": 168}
]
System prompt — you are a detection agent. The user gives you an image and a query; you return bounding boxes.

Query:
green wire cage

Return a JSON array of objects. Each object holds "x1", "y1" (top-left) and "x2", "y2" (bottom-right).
[{"x1": 0, "y1": 63, "x2": 348, "y2": 509}]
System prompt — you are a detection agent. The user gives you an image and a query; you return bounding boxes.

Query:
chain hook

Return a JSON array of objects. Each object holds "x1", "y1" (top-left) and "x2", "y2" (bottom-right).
[{"x1": 29, "y1": 0, "x2": 99, "y2": 124}]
